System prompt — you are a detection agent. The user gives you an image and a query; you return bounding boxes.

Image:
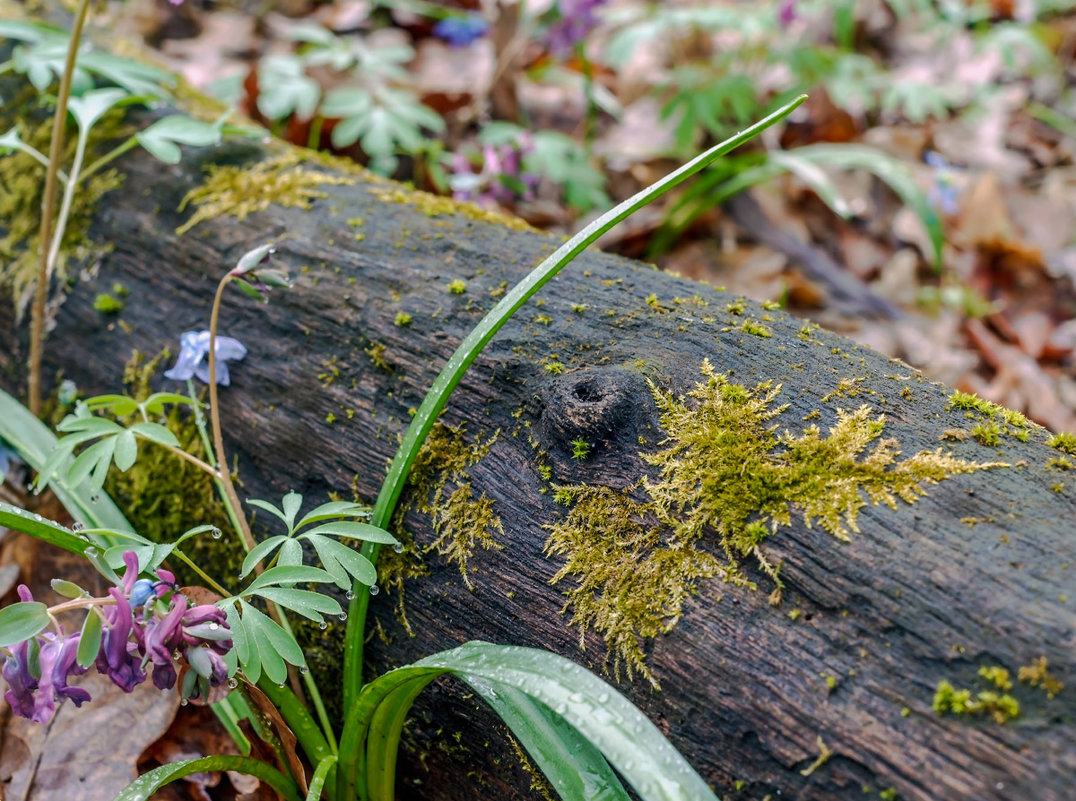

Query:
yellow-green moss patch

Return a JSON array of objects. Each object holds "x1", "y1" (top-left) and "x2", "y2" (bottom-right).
[
  {"x1": 948, "y1": 390, "x2": 1033, "y2": 443},
  {"x1": 0, "y1": 111, "x2": 123, "y2": 316},
  {"x1": 369, "y1": 184, "x2": 536, "y2": 232},
  {"x1": 546, "y1": 360, "x2": 1004, "y2": 683},
  {"x1": 933, "y1": 679, "x2": 1019, "y2": 724},
  {"x1": 400, "y1": 422, "x2": 502, "y2": 591},
  {"x1": 176, "y1": 152, "x2": 354, "y2": 235}
]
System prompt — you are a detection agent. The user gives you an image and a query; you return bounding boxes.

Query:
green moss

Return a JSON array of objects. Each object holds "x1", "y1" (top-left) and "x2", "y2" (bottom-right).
[
  {"x1": 364, "y1": 342, "x2": 390, "y2": 371},
  {"x1": 740, "y1": 319, "x2": 771, "y2": 337},
  {"x1": 0, "y1": 108, "x2": 124, "y2": 316},
  {"x1": 544, "y1": 361, "x2": 565, "y2": 375},
  {"x1": 545, "y1": 360, "x2": 1004, "y2": 683},
  {"x1": 392, "y1": 423, "x2": 503, "y2": 592},
  {"x1": 394, "y1": 312, "x2": 412, "y2": 327},
  {"x1": 447, "y1": 279, "x2": 467, "y2": 295},
  {"x1": 175, "y1": 153, "x2": 354, "y2": 235},
  {"x1": 932, "y1": 679, "x2": 1019, "y2": 723},
  {"x1": 1046, "y1": 432, "x2": 1076, "y2": 456},
  {"x1": 971, "y1": 421, "x2": 1001, "y2": 446},
  {"x1": 93, "y1": 293, "x2": 124, "y2": 314},
  {"x1": 978, "y1": 665, "x2": 1012, "y2": 691},
  {"x1": 726, "y1": 300, "x2": 745, "y2": 315},
  {"x1": 368, "y1": 184, "x2": 536, "y2": 232},
  {"x1": 570, "y1": 438, "x2": 591, "y2": 461},
  {"x1": 948, "y1": 390, "x2": 1033, "y2": 445},
  {"x1": 1019, "y1": 656, "x2": 1063, "y2": 698}
]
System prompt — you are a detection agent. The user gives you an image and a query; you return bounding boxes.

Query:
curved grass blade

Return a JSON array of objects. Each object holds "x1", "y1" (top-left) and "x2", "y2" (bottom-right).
[
  {"x1": 337, "y1": 642, "x2": 717, "y2": 801},
  {"x1": 0, "y1": 500, "x2": 90, "y2": 555},
  {"x1": 306, "y1": 755, "x2": 337, "y2": 801},
  {"x1": 110, "y1": 756, "x2": 300, "y2": 801},
  {"x1": 342, "y1": 95, "x2": 808, "y2": 714},
  {"x1": 0, "y1": 388, "x2": 132, "y2": 532}
]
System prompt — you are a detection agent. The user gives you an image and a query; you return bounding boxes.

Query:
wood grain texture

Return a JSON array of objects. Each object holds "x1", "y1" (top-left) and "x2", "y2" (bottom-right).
[{"x1": 1, "y1": 116, "x2": 1073, "y2": 800}]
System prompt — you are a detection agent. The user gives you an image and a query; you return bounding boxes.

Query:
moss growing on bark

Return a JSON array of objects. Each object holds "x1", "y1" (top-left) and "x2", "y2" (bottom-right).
[
  {"x1": 546, "y1": 360, "x2": 1005, "y2": 684},
  {"x1": 176, "y1": 152, "x2": 354, "y2": 235},
  {"x1": 0, "y1": 108, "x2": 124, "y2": 316}
]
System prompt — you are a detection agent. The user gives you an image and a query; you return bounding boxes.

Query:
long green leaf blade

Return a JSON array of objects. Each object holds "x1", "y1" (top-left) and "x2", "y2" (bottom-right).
[
  {"x1": 110, "y1": 756, "x2": 300, "y2": 801},
  {"x1": 0, "y1": 388, "x2": 131, "y2": 532},
  {"x1": 342, "y1": 94, "x2": 808, "y2": 714}
]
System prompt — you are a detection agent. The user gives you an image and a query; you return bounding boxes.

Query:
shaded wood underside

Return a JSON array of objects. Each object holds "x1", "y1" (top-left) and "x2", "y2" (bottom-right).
[{"x1": 0, "y1": 127, "x2": 1073, "y2": 801}]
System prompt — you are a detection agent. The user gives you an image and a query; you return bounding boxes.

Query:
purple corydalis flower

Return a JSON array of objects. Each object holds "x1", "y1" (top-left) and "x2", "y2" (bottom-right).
[
  {"x1": 33, "y1": 633, "x2": 91, "y2": 723},
  {"x1": 433, "y1": 13, "x2": 490, "y2": 47},
  {"x1": 3, "y1": 586, "x2": 89, "y2": 723},
  {"x1": 163, "y1": 330, "x2": 247, "y2": 386}
]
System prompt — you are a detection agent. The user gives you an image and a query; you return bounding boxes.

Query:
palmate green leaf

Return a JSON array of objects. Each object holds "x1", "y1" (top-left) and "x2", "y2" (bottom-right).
[
  {"x1": 252, "y1": 588, "x2": 342, "y2": 622},
  {"x1": 243, "y1": 565, "x2": 332, "y2": 593},
  {"x1": 113, "y1": 430, "x2": 138, "y2": 472},
  {"x1": 0, "y1": 601, "x2": 50, "y2": 648},
  {"x1": 82, "y1": 394, "x2": 139, "y2": 416},
  {"x1": 129, "y1": 421, "x2": 181, "y2": 449},
  {"x1": 277, "y1": 538, "x2": 303, "y2": 566},
  {"x1": 110, "y1": 755, "x2": 300, "y2": 801},
  {"x1": 77, "y1": 609, "x2": 103, "y2": 668},
  {"x1": 0, "y1": 389, "x2": 132, "y2": 541},
  {"x1": 240, "y1": 535, "x2": 288, "y2": 577},
  {"x1": 303, "y1": 520, "x2": 396, "y2": 544},
  {"x1": 222, "y1": 603, "x2": 254, "y2": 680},
  {"x1": 336, "y1": 642, "x2": 715, "y2": 801},
  {"x1": 67, "y1": 436, "x2": 116, "y2": 493},
  {"x1": 67, "y1": 87, "x2": 132, "y2": 132},
  {"x1": 295, "y1": 501, "x2": 370, "y2": 530},
  {"x1": 240, "y1": 602, "x2": 305, "y2": 684},
  {"x1": 57, "y1": 415, "x2": 123, "y2": 435},
  {"x1": 135, "y1": 115, "x2": 223, "y2": 165},
  {"x1": 305, "y1": 534, "x2": 376, "y2": 589},
  {"x1": 281, "y1": 491, "x2": 303, "y2": 530},
  {"x1": 141, "y1": 392, "x2": 194, "y2": 414},
  {"x1": 248, "y1": 498, "x2": 289, "y2": 528}
]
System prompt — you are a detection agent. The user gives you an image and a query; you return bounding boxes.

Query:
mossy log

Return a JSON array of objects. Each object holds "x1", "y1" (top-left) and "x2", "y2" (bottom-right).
[{"x1": 1, "y1": 100, "x2": 1074, "y2": 801}]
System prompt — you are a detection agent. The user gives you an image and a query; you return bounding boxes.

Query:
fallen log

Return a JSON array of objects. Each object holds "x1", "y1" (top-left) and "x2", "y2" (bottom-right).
[{"x1": 1, "y1": 77, "x2": 1074, "y2": 801}]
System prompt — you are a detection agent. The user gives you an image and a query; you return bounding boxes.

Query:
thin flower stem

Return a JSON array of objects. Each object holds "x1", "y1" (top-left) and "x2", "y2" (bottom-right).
[
  {"x1": 43, "y1": 128, "x2": 91, "y2": 278},
  {"x1": 172, "y1": 550, "x2": 232, "y2": 598},
  {"x1": 186, "y1": 379, "x2": 248, "y2": 546},
  {"x1": 206, "y1": 275, "x2": 256, "y2": 553},
  {"x1": 48, "y1": 597, "x2": 115, "y2": 615},
  {"x1": 79, "y1": 136, "x2": 137, "y2": 184},
  {"x1": 29, "y1": 0, "x2": 92, "y2": 416},
  {"x1": 147, "y1": 437, "x2": 220, "y2": 477}
]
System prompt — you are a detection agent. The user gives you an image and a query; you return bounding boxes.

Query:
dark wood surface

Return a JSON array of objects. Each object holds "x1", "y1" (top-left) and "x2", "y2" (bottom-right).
[{"x1": 1, "y1": 118, "x2": 1073, "y2": 801}]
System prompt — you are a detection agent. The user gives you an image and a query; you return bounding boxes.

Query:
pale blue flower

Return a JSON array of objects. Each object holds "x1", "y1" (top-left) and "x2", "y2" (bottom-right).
[
  {"x1": 0, "y1": 438, "x2": 19, "y2": 478},
  {"x1": 164, "y1": 330, "x2": 247, "y2": 386}
]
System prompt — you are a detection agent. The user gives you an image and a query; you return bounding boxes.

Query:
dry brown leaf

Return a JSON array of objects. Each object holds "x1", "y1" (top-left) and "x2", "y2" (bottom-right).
[{"x1": 0, "y1": 673, "x2": 180, "y2": 801}]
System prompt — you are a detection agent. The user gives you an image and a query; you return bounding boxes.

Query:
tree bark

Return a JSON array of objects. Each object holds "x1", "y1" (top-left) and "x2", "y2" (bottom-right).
[{"x1": 0, "y1": 99, "x2": 1073, "y2": 801}]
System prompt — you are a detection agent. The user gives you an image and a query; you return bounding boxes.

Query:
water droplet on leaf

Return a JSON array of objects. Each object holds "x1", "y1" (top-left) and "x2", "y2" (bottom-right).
[
  {"x1": 369, "y1": 585, "x2": 379, "y2": 596},
  {"x1": 211, "y1": 527, "x2": 222, "y2": 539}
]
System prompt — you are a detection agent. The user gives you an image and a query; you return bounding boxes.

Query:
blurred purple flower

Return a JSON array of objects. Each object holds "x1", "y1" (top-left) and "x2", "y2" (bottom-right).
[
  {"x1": 433, "y1": 13, "x2": 490, "y2": 47},
  {"x1": 450, "y1": 135, "x2": 538, "y2": 207},
  {"x1": 164, "y1": 330, "x2": 247, "y2": 386},
  {"x1": 546, "y1": 0, "x2": 608, "y2": 56},
  {"x1": 2, "y1": 586, "x2": 89, "y2": 723},
  {"x1": 778, "y1": 0, "x2": 797, "y2": 27}
]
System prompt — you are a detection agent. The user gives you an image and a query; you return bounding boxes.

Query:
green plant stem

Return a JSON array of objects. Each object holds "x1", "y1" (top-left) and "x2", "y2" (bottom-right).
[
  {"x1": 206, "y1": 274, "x2": 256, "y2": 552},
  {"x1": 186, "y1": 379, "x2": 248, "y2": 548},
  {"x1": 28, "y1": 0, "x2": 92, "y2": 416},
  {"x1": 339, "y1": 95, "x2": 808, "y2": 716},
  {"x1": 172, "y1": 549, "x2": 232, "y2": 597},
  {"x1": 79, "y1": 135, "x2": 137, "y2": 183},
  {"x1": 43, "y1": 127, "x2": 91, "y2": 278}
]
